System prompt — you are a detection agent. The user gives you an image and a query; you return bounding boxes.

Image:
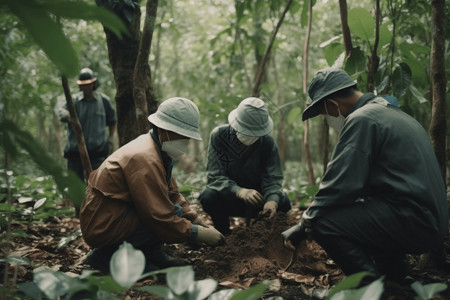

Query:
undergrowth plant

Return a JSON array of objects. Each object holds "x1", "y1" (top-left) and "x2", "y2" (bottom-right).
[{"x1": 15, "y1": 242, "x2": 269, "y2": 300}]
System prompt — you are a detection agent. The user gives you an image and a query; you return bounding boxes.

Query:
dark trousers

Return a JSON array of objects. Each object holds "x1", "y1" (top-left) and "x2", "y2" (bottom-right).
[
  {"x1": 199, "y1": 187, "x2": 291, "y2": 234},
  {"x1": 67, "y1": 153, "x2": 106, "y2": 181},
  {"x1": 309, "y1": 198, "x2": 440, "y2": 279}
]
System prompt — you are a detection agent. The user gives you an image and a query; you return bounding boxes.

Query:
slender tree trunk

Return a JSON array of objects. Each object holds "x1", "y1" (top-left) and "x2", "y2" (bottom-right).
[
  {"x1": 133, "y1": 0, "x2": 159, "y2": 135},
  {"x1": 252, "y1": 0, "x2": 293, "y2": 97},
  {"x1": 367, "y1": 0, "x2": 380, "y2": 92},
  {"x1": 429, "y1": 0, "x2": 447, "y2": 182},
  {"x1": 303, "y1": 0, "x2": 315, "y2": 185},
  {"x1": 339, "y1": 0, "x2": 353, "y2": 58},
  {"x1": 61, "y1": 76, "x2": 92, "y2": 180}
]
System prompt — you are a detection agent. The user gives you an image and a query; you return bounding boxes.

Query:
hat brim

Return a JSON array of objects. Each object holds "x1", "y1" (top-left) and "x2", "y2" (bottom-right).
[
  {"x1": 77, "y1": 78, "x2": 97, "y2": 85},
  {"x1": 148, "y1": 114, "x2": 202, "y2": 140},
  {"x1": 228, "y1": 108, "x2": 273, "y2": 136},
  {"x1": 302, "y1": 99, "x2": 325, "y2": 121}
]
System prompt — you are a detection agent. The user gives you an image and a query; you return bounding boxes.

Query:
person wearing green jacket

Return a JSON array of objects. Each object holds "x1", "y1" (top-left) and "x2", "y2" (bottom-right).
[
  {"x1": 200, "y1": 97, "x2": 291, "y2": 235},
  {"x1": 282, "y1": 68, "x2": 448, "y2": 282}
]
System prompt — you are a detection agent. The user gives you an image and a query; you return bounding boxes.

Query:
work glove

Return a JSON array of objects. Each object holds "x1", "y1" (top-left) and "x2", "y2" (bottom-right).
[
  {"x1": 196, "y1": 226, "x2": 225, "y2": 246},
  {"x1": 261, "y1": 201, "x2": 278, "y2": 219},
  {"x1": 236, "y1": 188, "x2": 264, "y2": 208},
  {"x1": 192, "y1": 216, "x2": 209, "y2": 228},
  {"x1": 281, "y1": 222, "x2": 307, "y2": 251}
]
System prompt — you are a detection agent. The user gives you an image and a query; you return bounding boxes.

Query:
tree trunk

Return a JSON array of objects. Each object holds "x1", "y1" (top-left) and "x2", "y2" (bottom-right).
[
  {"x1": 367, "y1": 0, "x2": 380, "y2": 92},
  {"x1": 101, "y1": 1, "x2": 141, "y2": 146},
  {"x1": 133, "y1": 0, "x2": 159, "y2": 135},
  {"x1": 303, "y1": 0, "x2": 315, "y2": 185},
  {"x1": 252, "y1": 0, "x2": 293, "y2": 97},
  {"x1": 61, "y1": 76, "x2": 92, "y2": 180},
  {"x1": 339, "y1": 0, "x2": 353, "y2": 58},
  {"x1": 429, "y1": 0, "x2": 447, "y2": 182}
]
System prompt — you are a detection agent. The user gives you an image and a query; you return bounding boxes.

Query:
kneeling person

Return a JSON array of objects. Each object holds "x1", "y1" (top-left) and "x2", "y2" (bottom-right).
[
  {"x1": 200, "y1": 97, "x2": 291, "y2": 235},
  {"x1": 80, "y1": 97, "x2": 225, "y2": 273}
]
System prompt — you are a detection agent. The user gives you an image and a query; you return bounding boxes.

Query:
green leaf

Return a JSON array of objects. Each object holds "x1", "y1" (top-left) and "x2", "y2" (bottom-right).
[
  {"x1": 110, "y1": 242, "x2": 145, "y2": 289},
  {"x1": 324, "y1": 43, "x2": 344, "y2": 67},
  {"x1": 33, "y1": 197, "x2": 47, "y2": 211},
  {"x1": 410, "y1": 281, "x2": 447, "y2": 300},
  {"x1": 137, "y1": 285, "x2": 175, "y2": 299},
  {"x1": 167, "y1": 265, "x2": 195, "y2": 295},
  {"x1": 209, "y1": 289, "x2": 237, "y2": 300},
  {"x1": 34, "y1": 270, "x2": 75, "y2": 299},
  {"x1": 189, "y1": 278, "x2": 218, "y2": 300},
  {"x1": 40, "y1": 0, "x2": 128, "y2": 39},
  {"x1": 348, "y1": 8, "x2": 375, "y2": 42},
  {"x1": 18, "y1": 281, "x2": 43, "y2": 300},
  {"x1": 392, "y1": 63, "x2": 412, "y2": 97},
  {"x1": 409, "y1": 85, "x2": 428, "y2": 104},
  {"x1": 329, "y1": 276, "x2": 384, "y2": 300},
  {"x1": 344, "y1": 47, "x2": 366, "y2": 77},
  {"x1": 6, "y1": 256, "x2": 30, "y2": 266},
  {"x1": 5, "y1": 0, "x2": 78, "y2": 76},
  {"x1": 229, "y1": 282, "x2": 269, "y2": 300},
  {"x1": 326, "y1": 271, "x2": 378, "y2": 299},
  {"x1": 378, "y1": 22, "x2": 393, "y2": 47}
]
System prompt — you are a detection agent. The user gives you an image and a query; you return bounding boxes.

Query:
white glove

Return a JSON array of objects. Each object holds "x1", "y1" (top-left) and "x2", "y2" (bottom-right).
[
  {"x1": 262, "y1": 201, "x2": 278, "y2": 218},
  {"x1": 192, "y1": 216, "x2": 209, "y2": 228},
  {"x1": 196, "y1": 226, "x2": 225, "y2": 246},
  {"x1": 236, "y1": 188, "x2": 264, "y2": 208}
]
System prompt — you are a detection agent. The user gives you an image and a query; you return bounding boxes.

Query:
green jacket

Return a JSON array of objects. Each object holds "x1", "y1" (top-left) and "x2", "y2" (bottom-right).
[
  {"x1": 304, "y1": 93, "x2": 448, "y2": 242},
  {"x1": 205, "y1": 125, "x2": 284, "y2": 204}
]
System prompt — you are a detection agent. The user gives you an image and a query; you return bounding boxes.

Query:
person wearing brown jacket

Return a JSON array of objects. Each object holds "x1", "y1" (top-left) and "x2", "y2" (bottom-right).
[{"x1": 80, "y1": 97, "x2": 225, "y2": 273}]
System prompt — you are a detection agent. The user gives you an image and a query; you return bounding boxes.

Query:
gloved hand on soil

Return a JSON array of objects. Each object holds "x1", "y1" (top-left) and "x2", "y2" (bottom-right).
[
  {"x1": 281, "y1": 222, "x2": 307, "y2": 251},
  {"x1": 196, "y1": 226, "x2": 225, "y2": 246},
  {"x1": 236, "y1": 188, "x2": 264, "y2": 208},
  {"x1": 260, "y1": 200, "x2": 278, "y2": 219},
  {"x1": 192, "y1": 215, "x2": 209, "y2": 227}
]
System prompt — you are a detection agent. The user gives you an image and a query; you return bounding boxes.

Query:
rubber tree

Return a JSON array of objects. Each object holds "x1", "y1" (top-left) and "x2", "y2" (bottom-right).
[{"x1": 97, "y1": 0, "x2": 158, "y2": 146}]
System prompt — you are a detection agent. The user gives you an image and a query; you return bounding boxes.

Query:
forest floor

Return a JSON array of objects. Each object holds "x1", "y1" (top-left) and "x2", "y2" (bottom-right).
[{"x1": 2, "y1": 202, "x2": 450, "y2": 300}]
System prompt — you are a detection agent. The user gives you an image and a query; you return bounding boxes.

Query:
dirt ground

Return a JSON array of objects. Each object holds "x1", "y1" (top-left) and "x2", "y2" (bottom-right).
[{"x1": 2, "y1": 204, "x2": 450, "y2": 299}]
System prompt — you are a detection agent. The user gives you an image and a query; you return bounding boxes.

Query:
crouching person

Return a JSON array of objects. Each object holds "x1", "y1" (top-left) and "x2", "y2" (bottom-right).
[
  {"x1": 80, "y1": 97, "x2": 225, "y2": 273},
  {"x1": 282, "y1": 68, "x2": 448, "y2": 282}
]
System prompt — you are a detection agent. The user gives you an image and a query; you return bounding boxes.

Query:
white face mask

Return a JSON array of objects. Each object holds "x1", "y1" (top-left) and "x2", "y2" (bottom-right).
[
  {"x1": 236, "y1": 132, "x2": 259, "y2": 146},
  {"x1": 161, "y1": 131, "x2": 190, "y2": 160},
  {"x1": 324, "y1": 100, "x2": 346, "y2": 133}
]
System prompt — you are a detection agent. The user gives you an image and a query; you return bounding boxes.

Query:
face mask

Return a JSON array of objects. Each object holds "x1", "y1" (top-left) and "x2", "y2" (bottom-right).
[
  {"x1": 161, "y1": 131, "x2": 190, "y2": 160},
  {"x1": 324, "y1": 100, "x2": 346, "y2": 133},
  {"x1": 236, "y1": 132, "x2": 259, "y2": 146}
]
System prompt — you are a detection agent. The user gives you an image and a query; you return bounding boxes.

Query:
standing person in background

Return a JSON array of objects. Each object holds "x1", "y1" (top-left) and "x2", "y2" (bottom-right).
[
  {"x1": 56, "y1": 67, "x2": 117, "y2": 181},
  {"x1": 282, "y1": 68, "x2": 448, "y2": 282},
  {"x1": 80, "y1": 97, "x2": 225, "y2": 273},
  {"x1": 199, "y1": 97, "x2": 291, "y2": 235}
]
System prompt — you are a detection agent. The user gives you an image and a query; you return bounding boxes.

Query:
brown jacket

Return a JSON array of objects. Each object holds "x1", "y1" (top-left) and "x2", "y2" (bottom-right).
[{"x1": 80, "y1": 133, "x2": 198, "y2": 248}]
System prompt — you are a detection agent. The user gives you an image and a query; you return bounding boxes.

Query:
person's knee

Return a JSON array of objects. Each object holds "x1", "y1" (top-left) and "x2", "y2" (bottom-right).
[{"x1": 199, "y1": 188, "x2": 220, "y2": 212}]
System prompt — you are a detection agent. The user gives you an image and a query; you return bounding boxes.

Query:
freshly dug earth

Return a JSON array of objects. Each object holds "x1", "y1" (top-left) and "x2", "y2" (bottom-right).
[{"x1": 2, "y1": 205, "x2": 450, "y2": 299}]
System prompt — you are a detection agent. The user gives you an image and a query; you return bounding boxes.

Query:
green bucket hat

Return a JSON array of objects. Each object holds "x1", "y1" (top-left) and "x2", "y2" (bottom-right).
[
  {"x1": 228, "y1": 97, "x2": 273, "y2": 136},
  {"x1": 148, "y1": 97, "x2": 202, "y2": 140},
  {"x1": 302, "y1": 68, "x2": 356, "y2": 121}
]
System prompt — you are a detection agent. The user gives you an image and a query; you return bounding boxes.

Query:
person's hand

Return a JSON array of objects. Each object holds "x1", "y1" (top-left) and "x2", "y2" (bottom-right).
[
  {"x1": 236, "y1": 188, "x2": 264, "y2": 208},
  {"x1": 192, "y1": 216, "x2": 209, "y2": 228},
  {"x1": 196, "y1": 226, "x2": 225, "y2": 246},
  {"x1": 281, "y1": 223, "x2": 307, "y2": 251},
  {"x1": 261, "y1": 201, "x2": 278, "y2": 218}
]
